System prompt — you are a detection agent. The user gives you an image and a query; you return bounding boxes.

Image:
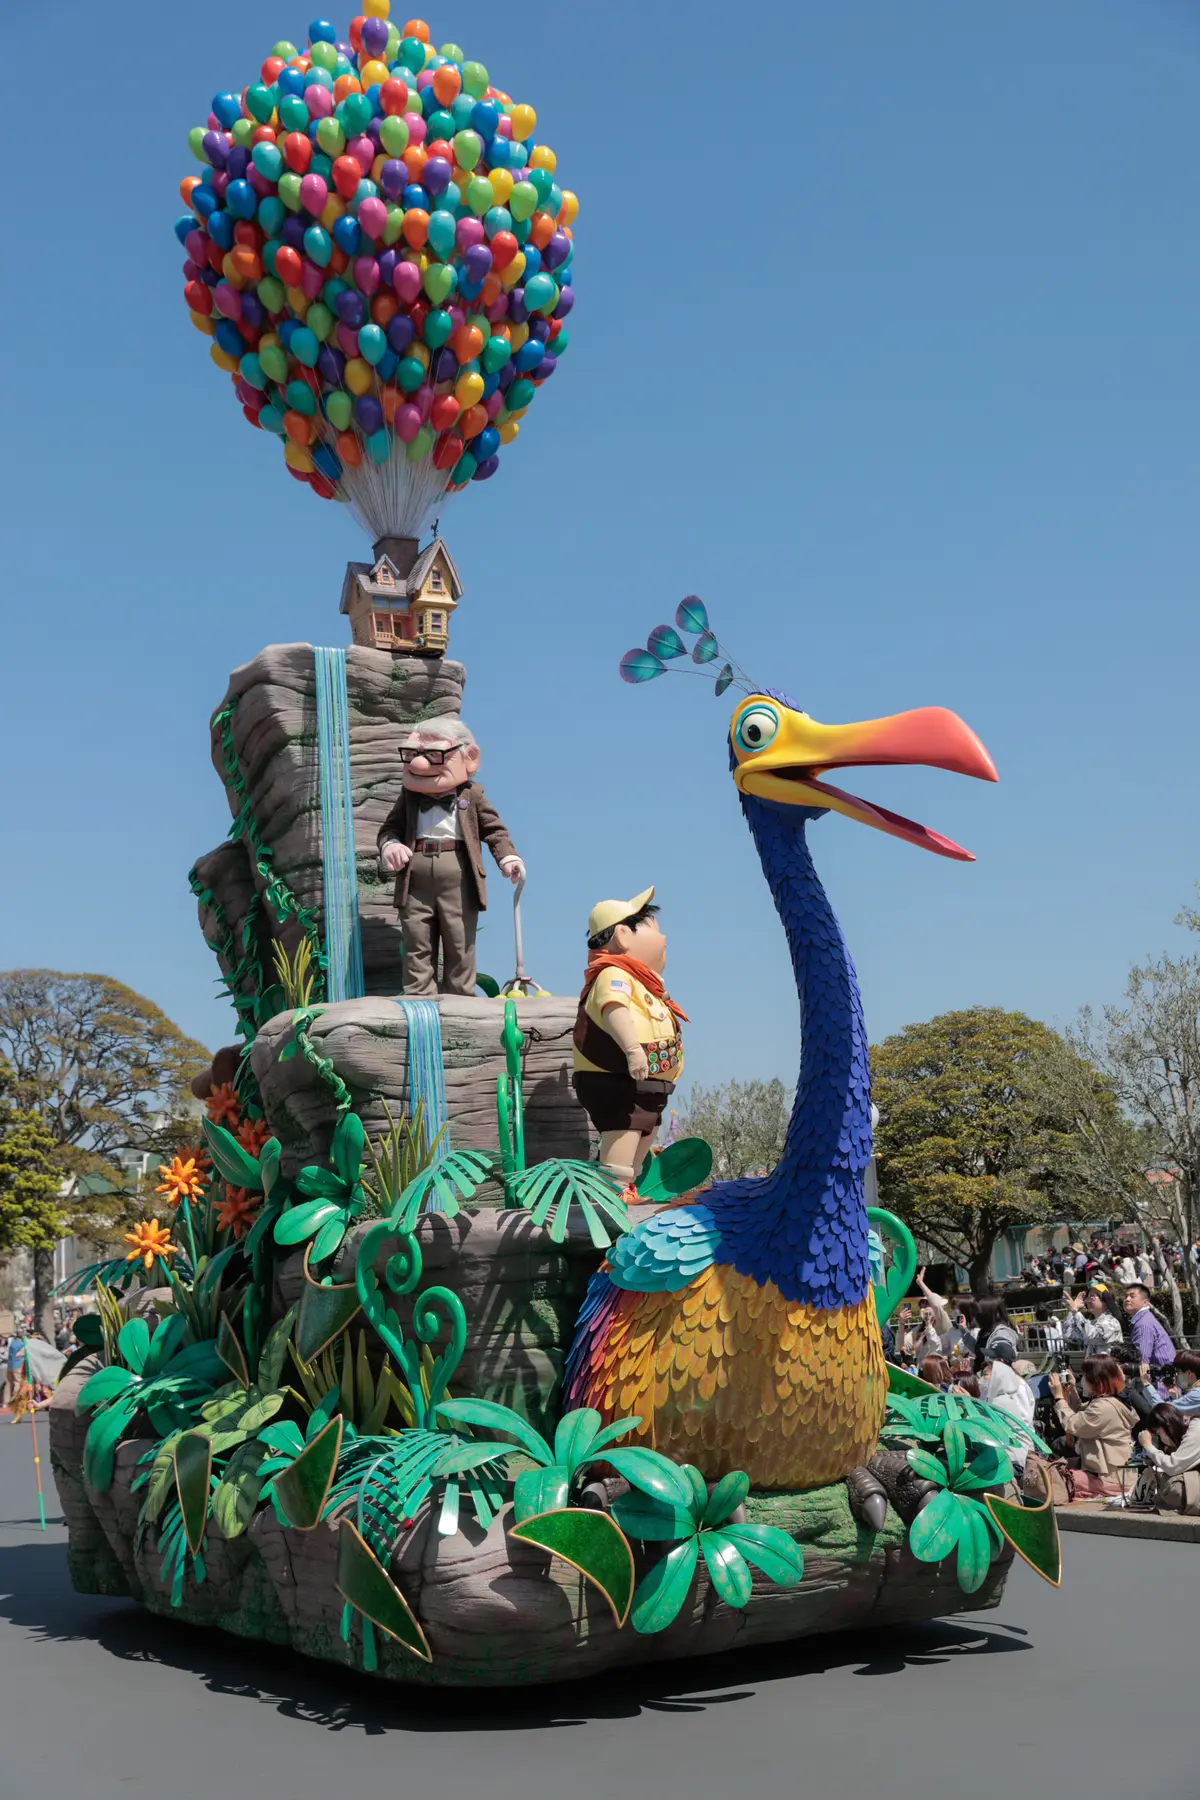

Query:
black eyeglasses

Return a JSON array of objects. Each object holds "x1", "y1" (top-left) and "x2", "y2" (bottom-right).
[{"x1": 399, "y1": 747, "x2": 453, "y2": 765}]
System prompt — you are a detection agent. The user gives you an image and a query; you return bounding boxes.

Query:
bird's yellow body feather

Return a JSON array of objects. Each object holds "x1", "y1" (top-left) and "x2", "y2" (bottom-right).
[{"x1": 574, "y1": 1265, "x2": 888, "y2": 1489}]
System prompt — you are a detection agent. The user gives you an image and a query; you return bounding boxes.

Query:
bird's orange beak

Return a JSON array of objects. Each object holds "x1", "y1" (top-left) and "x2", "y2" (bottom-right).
[{"x1": 730, "y1": 696, "x2": 998, "y2": 861}]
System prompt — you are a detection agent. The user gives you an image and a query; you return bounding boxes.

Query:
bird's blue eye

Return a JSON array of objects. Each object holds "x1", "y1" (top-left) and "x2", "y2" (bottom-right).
[{"x1": 735, "y1": 706, "x2": 779, "y2": 752}]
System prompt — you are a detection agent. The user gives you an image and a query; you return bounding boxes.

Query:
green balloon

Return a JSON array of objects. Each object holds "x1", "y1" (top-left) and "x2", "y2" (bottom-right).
[
  {"x1": 465, "y1": 176, "x2": 492, "y2": 217},
  {"x1": 451, "y1": 451, "x2": 477, "y2": 484},
  {"x1": 257, "y1": 274, "x2": 285, "y2": 312},
  {"x1": 246, "y1": 83, "x2": 276, "y2": 124},
  {"x1": 426, "y1": 210, "x2": 457, "y2": 259},
  {"x1": 272, "y1": 39, "x2": 299, "y2": 59},
  {"x1": 423, "y1": 263, "x2": 455, "y2": 304},
  {"x1": 279, "y1": 93, "x2": 308, "y2": 132},
  {"x1": 399, "y1": 36, "x2": 426, "y2": 73},
  {"x1": 325, "y1": 391, "x2": 352, "y2": 430},
  {"x1": 188, "y1": 126, "x2": 207, "y2": 162},
  {"x1": 439, "y1": 42, "x2": 465, "y2": 62},
  {"x1": 406, "y1": 423, "x2": 434, "y2": 462},
  {"x1": 312, "y1": 151, "x2": 333, "y2": 180},
  {"x1": 259, "y1": 343, "x2": 289, "y2": 383},
  {"x1": 239, "y1": 352, "x2": 267, "y2": 389},
  {"x1": 307, "y1": 302, "x2": 334, "y2": 342},
  {"x1": 252, "y1": 141, "x2": 283, "y2": 183},
  {"x1": 452, "y1": 130, "x2": 482, "y2": 172},
  {"x1": 461, "y1": 60, "x2": 489, "y2": 99},
  {"x1": 508, "y1": 181, "x2": 537, "y2": 222},
  {"x1": 529, "y1": 168, "x2": 554, "y2": 205},
  {"x1": 397, "y1": 357, "x2": 426, "y2": 393},
  {"x1": 424, "y1": 308, "x2": 453, "y2": 349},
  {"x1": 340, "y1": 92, "x2": 372, "y2": 136},
  {"x1": 278, "y1": 172, "x2": 303, "y2": 211},
  {"x1": 378, "y1": 114, "x2": 409, "y2": 155},
  {"x1": 385, "y1": 23, "x2": 400, "y2": 60},
  {"x1": 285, "y1": 379, "x2": 317, "y2": 416},
  {"x1": 382, "y1": 205, "x2": 406, "y2": 246},
  {"x1": 507, "y1": 377, "x2": 535, "y2": 411},
  {"x1": 481, "y1": 336, "x2": 511, "y2": 374},
  {"x1": 310, "y1": 40, "x2": 338, "y2": 71},
  {"x1": 450, "y1": 94, "x2": 475, "y2": 130},
  {"x1": 550, "y1": 327, "x2": 568, "y2": 356},
  {"x1": 316, "y1": 116, "x2": 345, "y2": 157},
  {"x1": 231, "y1": 118, "x2": 254, "y2": 147}
]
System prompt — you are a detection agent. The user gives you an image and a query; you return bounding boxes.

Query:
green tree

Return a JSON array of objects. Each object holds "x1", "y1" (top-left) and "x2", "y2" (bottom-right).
[
  {"x1": 676, "y1": 1079, "x2": 792, "y2": 1181},
  {"x1": 0, "y1": 972, "x2": 209, "y2": 1331},
  {"x1": 870, "y1": 1007, "x2": 1138, "y2": 1294},
  {"x1": 0, "y1": 1061, "x2": 63, "y2": 1336}
]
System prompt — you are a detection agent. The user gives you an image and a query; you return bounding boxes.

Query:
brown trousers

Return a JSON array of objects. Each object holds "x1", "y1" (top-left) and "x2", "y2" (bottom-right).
[{"x1": 401, "y1": 846, "x2": 478, "y2": 997}]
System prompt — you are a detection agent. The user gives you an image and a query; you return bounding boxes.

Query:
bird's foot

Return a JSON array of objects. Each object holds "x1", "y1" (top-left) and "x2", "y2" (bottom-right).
[
  {"x1": 845, "y1": 1464, "x2": 889, "y2": 1533},
  {"x1": 865, "y1": 1448, "x2": 940, "y2": 1525}
]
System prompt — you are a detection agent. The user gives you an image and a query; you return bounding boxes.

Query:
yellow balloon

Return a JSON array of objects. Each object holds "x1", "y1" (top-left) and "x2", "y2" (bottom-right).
[
  {"x1": 558, "y1": 189, "x2": 579, "y2": 225},
  {"x1": 509, "y1": 322, "x2": 529, "y2": 351},
  {"x1": 321, "y1": 194, "x2": 346, "y2": 229},
  {"x1": 498, "y1": 419, "x2": 519, "y2": 445},
  {"x1": 371, "y1": 152, "x2": 388, "y2": 184},
  {"x1": 529, "y1": 144, "x2": 556, "y2": 172},
  {"x1": 488, "y1": 168, "x2": 514, "y2": 205},
  {"x1": 345, "y1": 357, "x2": 373, "y2": 395},
  {"x1": 455, "y1": 370, "x2": 484, "y2": 408},
  {"x1": 285, "y1": 285, "x2": 310, "y2": 316},
  {"x1": 507, "y1": 405, "x2": 528, "y2": 422},
  {"x1": 500, "y1": 250, "x2": 526, "y2": 291},
  {"x1": 220, "y1": 254, "x2": 247, "y2": 290},
  {"x1": 360, "y1": 58, "x2": 389, "y2": 85},
  {"x1": 363, "y1": 0, "x2": 389, "y2": 14},
  {"x1": 210, "y1": 343, "x2": 240, "y2": 372},
  {"x1": 284, "y1": 442, "x2": 315, "y2": 471},
  {"x1": 260, "y1": 331, "x2": 279, "y2": 351},
  {"x1": 190, "y1": 309, "x2": 215, "y2": 336},
  {"x1": 411, "y1": 341, "x2": 430, "y2": 370},
  {"x1": 510, "y1": 103, "x2": 536, "y2": 142}
]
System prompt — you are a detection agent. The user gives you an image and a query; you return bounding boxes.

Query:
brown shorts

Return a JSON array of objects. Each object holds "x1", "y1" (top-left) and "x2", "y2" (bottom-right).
[{"x1": 573, "y1": 1072, "x2": 674, "y2": 1135}]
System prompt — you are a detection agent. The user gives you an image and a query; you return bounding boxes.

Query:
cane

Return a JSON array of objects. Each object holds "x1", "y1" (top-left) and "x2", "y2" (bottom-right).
[{"x1": 502, "y1": 874, "x2": 545, "y2": 998}]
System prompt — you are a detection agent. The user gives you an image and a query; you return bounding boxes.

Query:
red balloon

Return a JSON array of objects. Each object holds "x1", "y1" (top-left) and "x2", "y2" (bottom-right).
[
  {"x1": 333, "y1": 155, "x2": 362, "y2": 199},
  {"x1": 185, "y1": 279, "x2": 212, "y2": 315},
  {"x1": 489, "y1": 231, "x2": 518, "y2": 272},
  {"x1": 243, "y1": 404, "x2": 263, "y2": 427},
  {"x1": 348, "y1": 14, "x2": 366, "y2": 50},
  {"x1": 432, "y1": 432, "x2": 463, "y2": 470},
  {"x1": 430, "y1": 394, "x2": 460, "y2": 432},
  {"x1": 234, "y1": 220, "x2": 262, "y2": 249},
  {"x1": 380, "y1": 77, "x2": 409, "y2": 115},
  {"x1": 282, "y1": 131, "x2": 312, "y2": 173},
  {"x1": 311, "y1": 472, "x2": 337, "y2": 498},
  {"x1": 286, "y1": 464, "x2": 311, "y2": 482},
  {"x1": 275, "y1": 246, "x2": 303, "y2": 287},
  {"x1": 261, "y1": 55, "x2": 285, "y2": 83}
]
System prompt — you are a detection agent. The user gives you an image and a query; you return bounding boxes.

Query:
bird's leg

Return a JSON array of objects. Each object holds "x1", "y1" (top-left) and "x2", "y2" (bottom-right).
[
  {"x1": 844, "y1": 1464, "x2": 890, "y2": 1533},
  {"x1": 863, "y1": 1447, "x2": 941, "y2": 1524}
]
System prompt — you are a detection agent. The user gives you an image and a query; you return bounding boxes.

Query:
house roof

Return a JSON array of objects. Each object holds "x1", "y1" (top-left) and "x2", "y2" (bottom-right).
[{"x1": 339, "y1": 536, "x2": 463, "y2": 614}]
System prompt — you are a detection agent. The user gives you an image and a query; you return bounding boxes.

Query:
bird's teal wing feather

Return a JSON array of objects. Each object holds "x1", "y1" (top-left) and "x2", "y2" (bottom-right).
[{"x1": 607, "y1": 1203, "x2": 722, "y2": 1294}]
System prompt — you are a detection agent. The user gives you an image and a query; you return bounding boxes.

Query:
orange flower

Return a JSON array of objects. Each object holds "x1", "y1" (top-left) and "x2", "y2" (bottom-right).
[
  {"x1": 124, "y1": 1218, "x2": 177, "y2": 1271},
  {"x1": 236, "y1": 1117, "x2": 270, "y2": 1157},
  {"x1": 215, "y1": 1186, "x2": 260, "y2": 1240},
  {"x1": 206, "y1": 1081, "x2": 241, "y2": 1128},
  {"x1": 155, "y1": 1153, "x2": 207, "y2": 1209}
]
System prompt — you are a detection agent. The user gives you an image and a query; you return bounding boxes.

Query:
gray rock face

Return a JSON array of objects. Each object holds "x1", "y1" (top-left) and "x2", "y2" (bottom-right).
[
  {"x1": 254, "y1": 994, "x2": 593, "y2": 1173},
  {"x1": 195, "y1": 642, "x2": 466, "y2": 998}
]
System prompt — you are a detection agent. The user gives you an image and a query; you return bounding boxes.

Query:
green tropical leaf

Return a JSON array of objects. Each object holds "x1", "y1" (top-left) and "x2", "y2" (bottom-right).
[
  {"x1": 600, "y1": 1447, "x2": 694, "y2": 1508},
  {"x1": 216, "y1": 1315, "x2": 250, "y2": 1388},
  {"x1": 610, "y1": 1491, "x2": 695, "y2": 1542},
  {"x1": 143, "y1": 1314, "x2": 188, "y2": 1380},
  {"x1": 513, "y1": 1466, "x2": 570, "y2": 1524},
  {"x1": 258, "y1": 1137, "x2": 282, "y2": 1197},
  {"x1": 631, "y1": 1537, "x2": 700, "y2": 1634},
  {"x1": 435, "y1": 1398, "x2": 553, "y2": 1466},
  {"x1": 163, "y1": 1340, "x2": 226, "y2": 1384},
  {"x1": 954, "y1": 1501, "x2": 993, "y2": 1594},
  {"x1": 553, "y1": 1408, "x2": 602, "y2": 1474},
  {"x1": 395, "y1": 1149, "x2": 495, "y2": 1230},
  {"x1": 272, "y1": 1416, "x2": 343, "y2": 1529},
  {"x1": 174, "y1": 1432, "x2": 213, "y2": 1555},
  {"x1": 718, "y1": 1522, "x2": 805, "y2": 1587},
  {"x1": 210, "y1": 1441, "x2": 269, "y2": 1540},
  {"x1": 701, "y1": 1531, "x2": 753, "y2": 1608},
  {"x1": 295, "y1": 1272, "x2": 362, "y2": 1362},
  {"x1": 335, "y1": 1520, "x2": 431, "y2": 1661},
  {"x1": 256, "y1": 1307, "x2": 296, "y2": 1391},
  {"x1": 141, "y1": 1433, "x2": 182, "y2": 1527},
  {"x1": 943, "y1": 1422, "x2": 967, "y2": 1484},
  {"x1": 636, "y1": 1137, "x2": 713, "y2": 1203},
  {"x1": 78, "y1": 1365, "x2": 136, "y2": 1411},
  {"x1": 274, "y1": 1199, "x2": 342, "y2": 1245},
  {"x1": 908, "y1": 1487, "x2": 964, "y2": 1564},
  {"x1": 202, "y1": 1117, "x2": 263, "y2": 1190},
  {"x1": 509, "y1": 1508, "x2": 636, "y2": 1627},
  {"x1": 331, "y1": 1111, "x2": 365, "y2": 1188},
  {"x1": 954, "y1": 1444, "x2": 1014, "y2": 1493},
  {"x1": 117, "y1": 1317, "x2": 150, "y2": 1375},
  {"x1": 587, "y1": 1416, "x2": 643, "y2": 1458},
  {"x1": 905, "y1": 1446, "x2": 949, "y2": 1487},
  {"x1": 310, "y1": 1213, "x2": 351, "y2": 1263},
  {"x1": 701, "y1": 1470, "x2": 750, "y2": 1527}
]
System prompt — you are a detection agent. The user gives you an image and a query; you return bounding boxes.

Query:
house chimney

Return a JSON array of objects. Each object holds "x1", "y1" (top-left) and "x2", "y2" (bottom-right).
[{"x1": 372, "y1": 534, "x2": 420, "y2": 577}]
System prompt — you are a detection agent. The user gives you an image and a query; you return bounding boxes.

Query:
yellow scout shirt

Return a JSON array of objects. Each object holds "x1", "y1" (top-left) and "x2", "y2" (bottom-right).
[{"x1": 572, "y1": 968, "x2": 684, "y2": 1080}]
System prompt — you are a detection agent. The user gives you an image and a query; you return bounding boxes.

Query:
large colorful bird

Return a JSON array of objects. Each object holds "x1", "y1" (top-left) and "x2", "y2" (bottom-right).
[{"x1": 564, "y1": 691, "x2": 997, "y2": 1490}]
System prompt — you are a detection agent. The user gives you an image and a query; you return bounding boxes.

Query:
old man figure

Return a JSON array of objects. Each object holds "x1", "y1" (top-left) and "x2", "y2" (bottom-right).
[{"x1": 378, "y1": 719, "x2": 524, "y2": 996}]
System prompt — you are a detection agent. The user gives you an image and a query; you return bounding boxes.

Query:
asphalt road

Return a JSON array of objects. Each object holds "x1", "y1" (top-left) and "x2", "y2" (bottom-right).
[{"x1": 0, "y1": 1416, "x2": 1192, "y2": 1800}]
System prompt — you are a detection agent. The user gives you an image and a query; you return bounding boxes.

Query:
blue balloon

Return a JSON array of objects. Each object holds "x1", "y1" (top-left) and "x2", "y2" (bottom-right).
[
  {"x1": 486, "y1": 136, "x2": 512, "y2": 169},
  {"x1": 472, "y1": 426, "x2": 500, "y2": 461},
  {"x1": 291, "y1": 326, "x2": 321, "y2": 367},
  {"x1": 211, "y1": 92, "x2": 242, "y2": 128},
  {"x1": 258, "y1": 404, "x2": 286, "y2": 435},
  {"x1": 278, "y1": 68, "x2": 307, "y2": 98},
  {"x1": 206, "y1": 208, "x2": 235, "y2": 250},
  {"x1": 191, "y1": 186, "x2": 218, "y2": 221},
  {"x1": 312, "y1": 442, "x2": 343, "y2": 481},
  {"x1": 225, "y1": 180, "x2": 257, "y2": 222},
  {"x1": 480, "y1": 371, "x2": 499, "y2": 399},
  {"x1": 308, "y1": 18, "x2": 337, "y2": 43},
  {"x1": 376, "y1": 349, "x2": 399, "y2": 382},
  {"x1": 514, "y1": 338, "x2": 544, "y2": 373},
  {"x1": 214, "y1": 320, "x2": 244, "y2": 358},
  {"x1": 457, "y1": 277, "x2": 484, "y2": 304},
  {"x1": 521, "y1": 246, "x2": 542, "y2": 279},
  {"x1": 278, "y1": 319, "x2": 298, "y2": 349},
  {"x1": 470, "y1": 101, "x2": 499, "y2": 140},
  {"x1": 402, "y1": 184, "x2": 431, "y2": 212},
  {"x1": 173, "y1": 214, "x2": 194, "y2": 245}
]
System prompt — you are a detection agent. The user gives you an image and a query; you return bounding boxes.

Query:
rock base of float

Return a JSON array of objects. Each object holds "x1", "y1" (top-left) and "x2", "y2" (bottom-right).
[
  {"x1": 254, "y1": 994, "x2": 594, "y2": 1174},
  {"x1": 196, "y1": 643, "x2": 466, "y2": 997},
  {"x1": 50, "y1": 1363, "x2": 1013, "y2": 1691}
]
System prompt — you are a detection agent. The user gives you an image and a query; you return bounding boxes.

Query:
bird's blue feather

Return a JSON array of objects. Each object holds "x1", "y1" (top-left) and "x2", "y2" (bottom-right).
[{"x1": 606, "y1": 1203, "x2": 723, "y2": 1293}]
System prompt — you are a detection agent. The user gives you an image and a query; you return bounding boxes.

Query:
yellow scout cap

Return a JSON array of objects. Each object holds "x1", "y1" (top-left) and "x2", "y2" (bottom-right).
[{"x1": 587, "y1": 886, "x2": 655, "y2": 939}]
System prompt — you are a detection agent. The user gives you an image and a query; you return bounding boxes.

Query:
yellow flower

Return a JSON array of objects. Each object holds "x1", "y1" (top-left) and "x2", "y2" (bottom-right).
[
  {"x1": 155, "y1": 1153, "x2": 207, "y2": 1209},
  {"x1": 124, "y1": 1218, "x2": 177, "y2": 1271}
]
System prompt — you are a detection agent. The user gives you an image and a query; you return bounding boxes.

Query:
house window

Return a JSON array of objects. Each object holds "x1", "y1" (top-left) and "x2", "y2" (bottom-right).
[
  {"x1": 427, "y1": 612, "x2": 445, "y2": 635},
  {"x1": 429, "y1": 567, "x2": 445, "y2": 593},
  {"x1": 373, "y1": 612, "x2": 393, "y2": 639}
]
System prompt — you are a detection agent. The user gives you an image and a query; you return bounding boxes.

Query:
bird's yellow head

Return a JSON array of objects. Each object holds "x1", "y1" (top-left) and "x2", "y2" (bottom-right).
[{"x1": 730, "y1": 694, "x2": 998, "y2": 861}]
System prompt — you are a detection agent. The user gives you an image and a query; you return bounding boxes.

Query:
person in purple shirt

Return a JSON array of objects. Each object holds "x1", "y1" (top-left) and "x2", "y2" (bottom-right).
[{"x1": 1122, "y1": 1284, "x2": 1176, "y2": 1367}]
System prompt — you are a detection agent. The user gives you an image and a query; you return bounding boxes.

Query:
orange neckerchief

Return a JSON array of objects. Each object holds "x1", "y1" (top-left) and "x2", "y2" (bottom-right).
[{"x1": 579, "y1": 953, "x2": 689, "y2": 1028}]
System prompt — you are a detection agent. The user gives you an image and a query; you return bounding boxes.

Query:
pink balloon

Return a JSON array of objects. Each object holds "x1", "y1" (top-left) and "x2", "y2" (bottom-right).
[
  {"x1": 392, "y1": 261, "x2": 422, "y2": 303},
  {"x1": 414, "y1": 382, "x2": 434, "y2": 420},
  {"x1": 484, "y1": 389, "x2": 504, "y2": 421},
  {"x1": 213, "y1": 281, "x2": 242, "y2": 321},
  {"x1": 354, "y1": 254, "x2": 381, "y2": 294},
  {"x1": 455, "y1": 217, "x2": 484, "y2": 251},
  {"x1": 348, "y1": 134, "x2": 375, "y2": 174},
  {"x1": 447, "y1": 304, "x2": 465, "y2": 331},
  {"x1": 304, "y1": 84, "x2": 333, "y2": 119},
  {"x1": 485, "y1": 294, "x2": 510, "y2": 321},
  {"x1": 396, "y1": 403, "x2": 422, "y2": 441},
  {"x1": 247, "y1": 165, "x2": 273, "y2": 198},
  {"x1": 211, "y1": 170, "x2": 230, "y2": 200},
  {"x1": 403, "y1": 111, "x2": 426, "y2": 146},
  {"x1": 299, "y1": 173, "x2": 328, "y2": 215},
  {"x1": 185, "y1": 229, "x2": 208, "y2": 264},
  {"x1": 495, "y1": 115, "x2": 512, "y2": 138},
  {"x1": 356, "y1": 198, "x2": 387, "y2": 242},
  {"x1": 416, "y1": 70, "x2": 434, "y2": 90},
  {"x1": 300, "y1": 259, "x2": 324, "y2": 300},
  {"x1": 336, "y1": 322, "x2": 360, "y2": 357}
]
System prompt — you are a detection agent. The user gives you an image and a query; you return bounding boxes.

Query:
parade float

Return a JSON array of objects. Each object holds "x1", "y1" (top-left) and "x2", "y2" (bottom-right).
[{"x1": 49, "y1": 7, "x2": 1060, "y2": 1689}]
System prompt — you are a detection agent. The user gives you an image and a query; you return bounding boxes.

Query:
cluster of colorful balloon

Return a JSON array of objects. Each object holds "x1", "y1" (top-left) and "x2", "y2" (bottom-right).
[{"x1": 176, "y1": 8, "x2": 576, "y2": 537}]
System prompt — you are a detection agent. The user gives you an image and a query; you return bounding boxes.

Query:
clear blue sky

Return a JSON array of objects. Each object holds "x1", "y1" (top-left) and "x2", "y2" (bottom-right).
[{"x1": 2, "y1": 0, "x2": 1198, "y2": 1093}]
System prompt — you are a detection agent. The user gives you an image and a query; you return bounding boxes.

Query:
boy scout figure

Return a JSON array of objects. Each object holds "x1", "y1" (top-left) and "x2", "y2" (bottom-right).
[
  {"x1": 378, "y1": 719, "x2": 524, "y2": 997},
  {"x1": 572, "y1": 887, "x2": 688, "y2": 1185}
]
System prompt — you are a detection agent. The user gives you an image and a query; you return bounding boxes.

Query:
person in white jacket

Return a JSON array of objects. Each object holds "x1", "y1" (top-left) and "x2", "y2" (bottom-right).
[
  {"x1": 978, "y1": 1344, "x2": 1037, "y2": 1472},
  {"x1": 1137, "y1": 1406, "x2": 1200, "y2": 1515},
  {"x1": 1062, "y1": 1284, "x2": 1125, "y2": 1351}
]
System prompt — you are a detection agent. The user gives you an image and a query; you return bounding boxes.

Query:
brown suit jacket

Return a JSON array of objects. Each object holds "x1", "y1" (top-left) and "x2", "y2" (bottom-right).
[{"x1": 377, "y1": 782, "x2": 517, "y2": 912}]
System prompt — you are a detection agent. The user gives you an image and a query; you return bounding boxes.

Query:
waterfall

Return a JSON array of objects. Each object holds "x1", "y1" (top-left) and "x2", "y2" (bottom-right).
[{"x1": 314, "y1": 647, "x2": 365, "y2": 1003}]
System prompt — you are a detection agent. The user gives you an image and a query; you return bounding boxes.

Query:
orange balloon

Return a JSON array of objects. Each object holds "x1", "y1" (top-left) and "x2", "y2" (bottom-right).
[
  {"x1": 401, "y1": 144, "x2": 428, "y2": 182},
  {"x1": 284, "y1": 410, "x2": 314, "y2": 446},
  {"x1": 328, "y1": 246, "x2": 350, "y2": 274},
  {"x1": 334, "y1": 73, "x2": 364, "y2": 101},
  {"x1": 432, "y1": 64, "x2": 461, "y2": 106},
  {"x1": 180, "y1": 176, "x2": 201, "y2": 207},
  {"x1": 458, "y1": 403, "x2": 487, "y2": 439},
  {"x1": 453, "y1": 325, "x2": 484, "y2": 363},
  {"x1": 403, "y1": 18, "x2": 430, "y2": 41},
  {"x1": 230, "y1": 247, "x2": 263, "y2": 283},
  {"x1": 371, "y1": 291, "x2": 399, "y2": 326},
  {"x1": 402, "y1": 208, "x2": 429, "y2": 248},
  {"x1": 490, "y1": 320, "x2": 512, "y2": 343},
  {"x1": 337, "y1": 429, "x2": 363, "y2": 468},
  {"x1": 380, "y1": 386, "x2": 404, "y2": 424},
  {"x1": 528, "y1": 211, "x2": 555, "y2": 249},
  {"x1": 479, "y1": 273, "x2": 502, "y2": 307}
]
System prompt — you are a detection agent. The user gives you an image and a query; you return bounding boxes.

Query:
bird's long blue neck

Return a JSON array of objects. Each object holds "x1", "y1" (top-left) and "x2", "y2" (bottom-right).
[{"x1": 715, "y1": 796, "x2": 874, "y2": 1309}]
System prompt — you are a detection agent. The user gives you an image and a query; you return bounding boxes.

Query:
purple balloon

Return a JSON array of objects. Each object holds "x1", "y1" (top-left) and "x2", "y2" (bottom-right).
[
  {"x1": 379, "y1": 159, "x2": 407, "y2": 201},
  {"x1": 472, "y1": 454, "x2": 499, "y2": 480},
  {"x1": 386, "y1": 312, "x2": 415, "y2": 354},
  {"x1": 530, "y1": 317, "x2": 550, "y2": 343},
  {"x1": 496, "y1": 362, "x2": 515, "y2": 390},
  {"x1": 508, "y1": 290, "x2": 528, "y2": 325},
  {"x1": 423, "y1": 156, "x2": 452, "y2": 197},
  {"x1": 355, "y1": 395, "x2": 384, "y2": 434},
  {"x1": 553, "y1": 285, "x2": 574, "y2": 319},
  {"x1": 543, "y1": 230, "x2": 570, "y2": 271},
  {"x1": 464, "y1": 243, "x2": 492, "y2": 284},
  {"x1": 235, "y1": 378, "x2": 258, "y2": 407},
  {"x1": 280, "y1": 216, "x2": 306, "y2": 248},
  {"x1": 377, "y1": 248, "x2": 398, "y2": 285},
  {"x1": 361, "y1": 15, "x2": 389, "y2": 55},
  {"x1": 533, "y1": 352, "x2": 556, "y2": 380},
  {"x1": 431, "y1": 346, "x2": 458, "y2": 383},
  {"x1": 226, "y1": 145, "x2": 249, "y2": 180},
  {"x1": 240, "y1": 292, "x2": 265, "y2": 329},
  {"x1": 202, "y1": 130, "x2": 229, "y2": 168},
  {"x1": 336, "y1": 290, "x2": 365, "y2": 327},
  {"x1": 317, "y1": 345, "x2": 345, "y2": 385}
]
